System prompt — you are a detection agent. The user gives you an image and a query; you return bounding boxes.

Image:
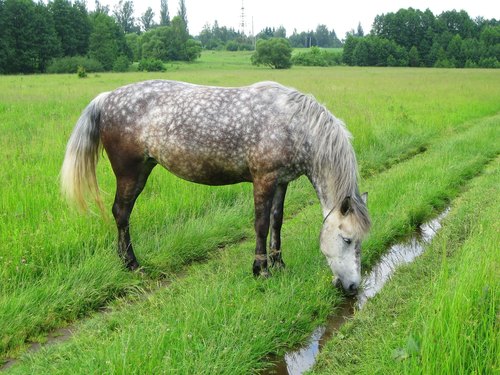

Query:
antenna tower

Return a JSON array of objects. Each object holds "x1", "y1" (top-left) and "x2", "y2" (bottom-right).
[{"x1": 240, "y1": 0, "x2": 246, "y2": 34}]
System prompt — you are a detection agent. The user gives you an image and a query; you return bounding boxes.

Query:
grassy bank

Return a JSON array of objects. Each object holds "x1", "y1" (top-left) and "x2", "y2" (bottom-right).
[
  {"x1": 1, "y1": 61, "x2": 499, "y2": 365},
  {"x1": 4, "y1": 113, "x2": 499, "y2": 373},
  {"x1": 312, "y1": 157, "x2": 499, "y2": 375}
]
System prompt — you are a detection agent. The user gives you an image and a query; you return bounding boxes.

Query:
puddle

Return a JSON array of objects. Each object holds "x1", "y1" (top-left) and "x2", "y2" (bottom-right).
[{"x1": 265, "y1": 208, "x2": 450, "y2": 375}]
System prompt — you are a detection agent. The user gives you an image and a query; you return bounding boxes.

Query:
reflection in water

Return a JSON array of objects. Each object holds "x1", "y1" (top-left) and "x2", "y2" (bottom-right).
[{"x1": 267, "y1": 209, "x2": 449, "y2": 375}]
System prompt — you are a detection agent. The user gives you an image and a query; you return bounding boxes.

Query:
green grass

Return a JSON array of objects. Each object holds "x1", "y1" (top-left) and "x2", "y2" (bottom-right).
[
  {"x1": 311, "y1": 157, "x2": 499, "y2": 375},
  {"x1": 5, "y1": 113, "x2": 498, "y2": 374},
  {"x1": 1, "y1": 55, "x2": 499, "y2": 371}
]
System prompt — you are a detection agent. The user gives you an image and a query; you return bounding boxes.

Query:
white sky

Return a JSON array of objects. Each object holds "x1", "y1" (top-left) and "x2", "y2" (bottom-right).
[{"x1": 89, "y1": 0, "x2": 499, "y2": 38}]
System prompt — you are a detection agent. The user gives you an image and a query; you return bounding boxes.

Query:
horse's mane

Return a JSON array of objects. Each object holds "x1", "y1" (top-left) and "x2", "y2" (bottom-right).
[{"x1": 285, "y1": 87, "x2": 371, "y2": 234}]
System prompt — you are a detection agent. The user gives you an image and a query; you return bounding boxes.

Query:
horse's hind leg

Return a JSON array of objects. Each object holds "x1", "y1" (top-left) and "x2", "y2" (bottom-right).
[
  {"x1": 252, "y1": 174, "x2": 278, "y2": 277},
  {"x1": 111, "y1": 158, "x2": 156, "y2": 270},
  {"x1": 269, "y1": 183, "x2": 288, "y2": 268}
]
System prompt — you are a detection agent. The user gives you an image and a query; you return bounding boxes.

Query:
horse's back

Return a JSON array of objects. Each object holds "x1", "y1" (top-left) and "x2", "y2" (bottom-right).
[{"x1": 99, "y1": 80, "x2": 304, "y2": 185}]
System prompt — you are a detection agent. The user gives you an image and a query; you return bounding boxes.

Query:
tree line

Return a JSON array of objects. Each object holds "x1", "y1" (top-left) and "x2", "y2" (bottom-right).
[
  {"x1": 344, "y1": 8, "x2": 499, "y2": 68},
  {"x1": 0, "y1": 0, "x2": 200, "y2": 74},
  {"x1": 1, "y1": 1, "x2": 498, "y2": 74}
]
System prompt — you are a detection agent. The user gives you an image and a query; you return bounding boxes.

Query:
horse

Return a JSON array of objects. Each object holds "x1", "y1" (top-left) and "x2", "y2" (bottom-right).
[{"x1": 60, "y1": 80, "x2": 370, "y2": 295}]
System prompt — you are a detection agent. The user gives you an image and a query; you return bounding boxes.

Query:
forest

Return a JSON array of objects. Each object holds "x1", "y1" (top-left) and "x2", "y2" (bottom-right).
[
  {"x1": 0, "y1": 0, "x2": 498, "y2": 74},
  {"x1": 344, "y1": 8, "x2": 499, "y2": 68}
]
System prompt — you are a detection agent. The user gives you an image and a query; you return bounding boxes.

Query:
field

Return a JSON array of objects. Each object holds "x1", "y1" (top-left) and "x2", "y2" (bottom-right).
[{"x1": 1, "y1": 51, "x2": 499, "y2": 373}]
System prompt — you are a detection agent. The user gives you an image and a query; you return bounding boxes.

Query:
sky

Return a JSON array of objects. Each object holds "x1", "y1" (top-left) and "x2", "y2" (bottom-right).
[{"x1": 89, "y1": 0, "x2": 500, "y2": 38}]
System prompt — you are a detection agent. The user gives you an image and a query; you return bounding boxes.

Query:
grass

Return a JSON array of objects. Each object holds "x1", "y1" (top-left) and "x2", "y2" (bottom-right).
[
  {"x1": 311, "y1": 157, "x2": 499, "y2": 375},
  {"x1": 1, "y1": 53, "x2": 499, "y2": 371},
  {"x1": 3, "y1": 95, "x2": 500, "y2": 373}
]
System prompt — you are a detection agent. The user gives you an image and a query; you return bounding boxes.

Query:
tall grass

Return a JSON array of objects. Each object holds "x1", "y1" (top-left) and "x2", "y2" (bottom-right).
[
  {"x1": 405, "y1": 163, "x2": 499, "y2": 373},
  {"x1": 1, "y1": 58, "x2": 499, "y2": 364},
  {"x1": 4, "y1": 109, "x2": 499, "y2": 373}
]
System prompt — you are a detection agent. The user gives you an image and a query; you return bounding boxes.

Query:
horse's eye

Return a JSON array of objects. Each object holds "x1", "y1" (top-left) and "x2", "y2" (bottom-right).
[{"x1": 342, "y1": 237, "x2": 352, "y2": 245}]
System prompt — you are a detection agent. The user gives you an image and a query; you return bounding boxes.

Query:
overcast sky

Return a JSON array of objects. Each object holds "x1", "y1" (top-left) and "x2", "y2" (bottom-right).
[{"x1": 90, "y1": 0, "x2": 499, "y2": 38}]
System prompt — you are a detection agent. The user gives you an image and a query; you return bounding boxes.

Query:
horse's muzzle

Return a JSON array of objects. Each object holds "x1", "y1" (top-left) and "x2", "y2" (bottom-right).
[{"x1": 333, "y1": 276, "x2": 359, "y2": 296}]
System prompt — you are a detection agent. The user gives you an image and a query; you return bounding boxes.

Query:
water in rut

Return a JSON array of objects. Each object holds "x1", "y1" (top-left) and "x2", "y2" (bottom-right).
[{"x1": 267, "y1": 209, "x2": 449, "y2": 375}]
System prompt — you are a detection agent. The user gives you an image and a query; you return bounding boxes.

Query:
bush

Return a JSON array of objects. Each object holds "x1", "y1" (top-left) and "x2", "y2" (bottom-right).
[
  {"x1": 113, "y1": 56, "x2": 130, "y2": 72},
  {"x1": 478, "y1": 57, "x2": 500, "y2": 68},
  {"x1": 46, "y1": 56, "x2": 104, "y2": 74},
  {"x1": 434, "y1": 58, "x2": 455, "y2": 68},
  {"x1": 183, "y1": 39, "x2": 202, "y2": 62},
  {"x1": 251, "y1": 38, "x2": 292, "y2": 69},
  {"x1": 137, "y1": 58, "x2": 165, "y2": 72},
  {"x1": 292, "y1": 47, "x2": 342, "y2": 66},
  {"x1": 226, "y1": 41, "x2": 239, "y2": 52},
  {"x1": 77, "y1": 66, "x2": 87, "y2": 78}
]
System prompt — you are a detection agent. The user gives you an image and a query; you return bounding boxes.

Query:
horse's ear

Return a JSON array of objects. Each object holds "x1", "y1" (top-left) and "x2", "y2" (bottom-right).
[
  {"x1": 361, "y1": 192, "x2": 368, "y2": 205},
  {"x1": 340, "y1": 196, "x2": 352, "y2": 216}
]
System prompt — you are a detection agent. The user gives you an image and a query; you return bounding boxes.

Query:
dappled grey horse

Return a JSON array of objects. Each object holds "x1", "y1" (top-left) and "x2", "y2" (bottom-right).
[{"x1": 61, "y1": 80, "x2": 370, "y2": 294}]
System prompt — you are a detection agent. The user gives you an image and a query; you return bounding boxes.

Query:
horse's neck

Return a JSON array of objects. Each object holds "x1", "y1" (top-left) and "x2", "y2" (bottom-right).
[{"x1": 309, "y1": 170, "x2": 340, "y2": 218}]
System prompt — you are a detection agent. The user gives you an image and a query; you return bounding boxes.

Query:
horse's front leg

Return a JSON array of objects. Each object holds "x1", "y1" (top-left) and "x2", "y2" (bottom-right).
[
  {"x1": 252, "y1": 174, "x2": 278, "y2": 277},
  {"x1": 269, "y1": 183, "x2": 288, "y2": 268}
]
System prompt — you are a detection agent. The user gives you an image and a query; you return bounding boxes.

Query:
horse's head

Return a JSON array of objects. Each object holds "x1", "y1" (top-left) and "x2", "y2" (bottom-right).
[{"x1": 320, "y1": 193, "x2": 370, "y2": 296}]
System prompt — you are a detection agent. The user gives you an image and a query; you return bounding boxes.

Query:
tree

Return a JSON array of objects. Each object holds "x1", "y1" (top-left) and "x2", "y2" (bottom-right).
[
  {"x1": 342, "y1": 35, "x2": 360, "y2": 65},
  {"x1": 49, "y1": 0, "x2": 91, "y2": 57},
  {"x1": 113, "y1": 0, "x2": 138, "y2": 33},
  {"x1": 94, "y1": 0, "x2": 109, "y2": 15},
  {"x1": 0, "y1": 0, "x2": 8, "y2": 73},
  {"x1": 447, "y1": 34, "x2": 465, "y2": 67},
  {"x1": 356, "y1": 22, "x2": 364, "y2": 37},
  {"x1": 437, "y1": 10, "x2": 476, "y2": 40},
  {"x1": 409, "y1": 46, "x2": 420, "y2": 67},
  {"x1": 1, "y1": 0, "x2": 61, "y2": 73},
  {"x1": 315, "y1": 24, "x2": 330, "y2": 47},
  {"x1": 72, "y1": 1, "x2": 91, "y2": 54},
  {"x1": 33, "y1": 2, "x2": 62, "y2": 72},
  {"x1": 257, "y1": 27, "x2": 275, "y2": 40},
  {"x1": 125, "y1": 32, "x2": 141, "y2": 61},
  {"x1": 141, "y1": 7, "x2": 155, "y2": 31},
  {"x1": 89, "y1": 12, "x2": 129, "y2": 70},
  {"x1": 480, "y1": 25, "x2": 500, "y2": 61},
  {"x1": 160, "y1": 0, "x2": 170, "y2": 26},
  {"x1": 274, "y1": 26, "x2": 286, "y2": 38},
  {"x1": 141, "y1": 16, "x2": 200, "y2": 62},
  {"x1": 177, "y1": 0, "x2": 187, "y2": 31},
  {"x1": 251, "y1": 38, "x2": 292, "y2": 69}
]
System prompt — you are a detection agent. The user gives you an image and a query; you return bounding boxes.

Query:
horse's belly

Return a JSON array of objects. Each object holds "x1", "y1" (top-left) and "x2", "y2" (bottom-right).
[{"x1": 156, "y1": 150, "x2": 252, "y2": 186}]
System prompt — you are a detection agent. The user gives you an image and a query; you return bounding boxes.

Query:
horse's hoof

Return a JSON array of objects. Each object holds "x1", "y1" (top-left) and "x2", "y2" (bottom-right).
[
  {"x1": 258, "y1": 269, "x2": 271, "y2": 278},
  {"x1": 253, "y1": 266, "x2": 270, "y2": 278},
  {"x1": 126, "y1": 260, "x2": 140, "y2": 271},
  {"x1": 270, "y1": 260, "x2": 286, "y2": 270}
]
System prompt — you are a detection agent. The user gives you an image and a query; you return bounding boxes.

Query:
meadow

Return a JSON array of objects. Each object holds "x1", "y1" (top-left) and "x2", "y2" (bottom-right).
[{"x1": 0, "y1": 51, "x2": 499, "y2": 373}]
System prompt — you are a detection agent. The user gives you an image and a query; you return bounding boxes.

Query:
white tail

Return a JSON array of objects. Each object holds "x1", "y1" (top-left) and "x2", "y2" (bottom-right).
[{"x1": 60, "y1": 92, "x2": 110, "y2": 213}]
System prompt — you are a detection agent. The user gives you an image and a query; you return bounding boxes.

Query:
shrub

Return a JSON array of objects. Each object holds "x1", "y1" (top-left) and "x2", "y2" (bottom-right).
[
  {"x1": 226, "y1": 41, "x2": 239, "y2": 52},
  {"x1": 183, "y1": 39, "x2": 202, "y2": 62},
  {"x1": 47, "y1": 56, "x2": 104, "y2": 74},
  {"x1": 292, "y1": 47, "x2": 342, "y2": 67},
  {"x1": 478, "y1": 57, "x2": 500, "y2": 68},
  {"x1": 77, "y1": 66, "x2": 87, "y2": 78},
  {"x1": 251, "y1": 38, "x2": 292, "y2": 69},
  {"x1": 113, "y1": 56, "x2": 130, "y2": 72},
  {"x1": 434, "y1": 58, "x2": 455, "y2": 68},
  {"x1": 137, "y1": 58, "x2": 165, "y2": 72}
]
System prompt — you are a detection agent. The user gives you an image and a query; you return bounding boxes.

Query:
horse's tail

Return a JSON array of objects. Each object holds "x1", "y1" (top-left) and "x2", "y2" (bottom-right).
[{"x1": 60, "y1": 92, "x2": 110, "y2": 214}]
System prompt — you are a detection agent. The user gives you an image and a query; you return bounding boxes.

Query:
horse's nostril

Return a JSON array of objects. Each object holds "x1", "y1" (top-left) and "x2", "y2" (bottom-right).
[{"x1": 348, "y1": 282, "x2": 358, "y2": 294}]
